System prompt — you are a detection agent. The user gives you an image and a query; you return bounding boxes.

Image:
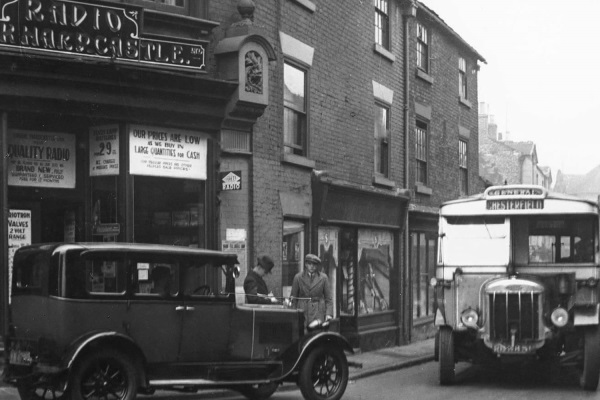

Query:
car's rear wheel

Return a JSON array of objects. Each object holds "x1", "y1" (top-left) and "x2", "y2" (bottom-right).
[
  {"x1": 239, "y1": 382, "x2": 278, "y2": 400},
  {"x1": 69, "y1": 348, "x2": 138, "y2": 400},
  {"x1": 17, "y1": 383, "x2": 67, "y2": 400},
  {"x1": 298, "y1": 345, "x2": 348, "y2": 400}
]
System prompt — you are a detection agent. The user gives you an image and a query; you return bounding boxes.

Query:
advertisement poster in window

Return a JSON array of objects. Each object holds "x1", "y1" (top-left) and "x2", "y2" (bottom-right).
[
  {"x1": 222, "y1": 239, "x2": 247, "y2": 304},
  {"x1": 8, "y1": 210, "x2": 32, "y2": 301},
  {"x1": 90, "y1": 125, "x2": 119, "y2": 176},
  {"x1": 129, "y1": 125, "x2": 207, "y2": 180},
  {"x1": 8, "y1": 131, "x2": 76, "y2": 188},
  {"x1": 357, "y1": 229, "x2": 393, "y2": 314},
  {"x1": 318, "y1": 227, "x2": 339, "y2": 317}
]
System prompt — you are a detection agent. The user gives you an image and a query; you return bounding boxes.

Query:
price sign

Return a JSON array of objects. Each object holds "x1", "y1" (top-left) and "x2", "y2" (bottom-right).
[{"x1": 90, "y1": 125, "x2": 119, "y2": 176}]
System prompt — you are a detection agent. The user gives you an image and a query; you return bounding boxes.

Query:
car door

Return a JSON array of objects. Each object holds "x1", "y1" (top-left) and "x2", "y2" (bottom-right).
[
  {"x1": 126, "y1": 256, "x2": 183, "y2": 366},
  {"x1": 177, "y1": 261, "x2": 232, "y2": 363}
]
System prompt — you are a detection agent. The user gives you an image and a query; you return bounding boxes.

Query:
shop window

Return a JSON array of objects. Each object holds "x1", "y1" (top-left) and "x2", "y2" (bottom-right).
[
  {"x1": 357, "y1": 229, "x2": 393, "y2": 315},
  {"x1": 411, "y1": 232, "x2": 436, "y2": 319},
  {"x1": 318, "y1": 227, "x2": 339, "y2": 318},
  {"x1": 339, "y1": 228, "x2": 358, "y2": 316},
  {"x1": 282, "y1": 220, "x2": 305, "y2": 298},
  {"x1": 133, "y1": 176, "x2": 205, "y2": 247},
  {"x1": 283, "y1": 62, "x2": 308, "y2": 156},
  {"x1": 91, "y1": 176, "x2": 119, "y2": 242}
]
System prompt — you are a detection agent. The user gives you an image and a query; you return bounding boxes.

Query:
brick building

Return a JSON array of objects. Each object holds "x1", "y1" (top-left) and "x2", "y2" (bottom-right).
[
  {"x1": 479, "y1": 103, "x2": 552, "y2": 189},
  {"x1": 0, "y1": 0, "x2": 484, "y2": 351}
]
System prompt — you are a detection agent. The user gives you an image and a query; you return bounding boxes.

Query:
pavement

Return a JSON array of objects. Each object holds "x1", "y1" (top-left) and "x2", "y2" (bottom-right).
[{"x1": 0, "y1": 338, "x2": 435, "y2": 399}]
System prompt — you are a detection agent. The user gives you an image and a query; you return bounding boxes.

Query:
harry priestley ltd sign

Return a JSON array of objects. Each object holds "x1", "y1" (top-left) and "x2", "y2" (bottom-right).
[{"x1": 0, "y1": 0, "x2": 206, "y2": 72}]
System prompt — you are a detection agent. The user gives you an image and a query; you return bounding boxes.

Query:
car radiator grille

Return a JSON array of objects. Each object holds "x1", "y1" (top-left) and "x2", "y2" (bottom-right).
[{"x1": 489, "y1": 292, "x2": 539, "y2": 340}]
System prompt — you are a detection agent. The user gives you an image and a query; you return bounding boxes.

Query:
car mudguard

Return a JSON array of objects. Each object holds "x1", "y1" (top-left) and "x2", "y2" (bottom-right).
[
  {"x1": 57, "y1": 331, "x2": 147, "y2": 391},
  {"x1": 278, "y1": 331, "x2": 353, "y2": 380}
]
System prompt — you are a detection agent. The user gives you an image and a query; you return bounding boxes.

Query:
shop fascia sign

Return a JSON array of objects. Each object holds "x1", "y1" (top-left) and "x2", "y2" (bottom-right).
[{"x1": 0, "y1": 0, "x2": 206, "y2": 72}]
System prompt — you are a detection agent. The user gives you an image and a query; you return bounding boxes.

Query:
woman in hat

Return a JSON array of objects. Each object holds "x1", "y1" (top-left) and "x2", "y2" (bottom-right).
[
  {"x1": 244, "y1": 255, "x2": 278, "y2": 304},
  {"x1": 291, "y1": 254, "x2": 333, "y2": 327}
]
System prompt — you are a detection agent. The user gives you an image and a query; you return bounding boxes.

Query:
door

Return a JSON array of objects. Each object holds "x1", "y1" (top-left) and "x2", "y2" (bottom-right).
[
  {"x1": 126, "y1": 259, "x2": 183, "y2": 365},
  {"x1": 177, "y1": 262, "x2": 232, "y2": 362}
]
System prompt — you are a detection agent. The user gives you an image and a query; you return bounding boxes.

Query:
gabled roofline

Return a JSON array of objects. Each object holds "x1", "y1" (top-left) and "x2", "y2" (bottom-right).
[{"x1": 416, "y1": 1, "x2": 487, "y2": 64}]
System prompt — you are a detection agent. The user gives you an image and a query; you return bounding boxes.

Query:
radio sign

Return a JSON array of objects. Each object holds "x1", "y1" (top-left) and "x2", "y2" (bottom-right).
[
  {"x1": 0, "y1": 0, "x2": 206, "y2": 72},
  {"x1": 221, "y1": 171, "x2": 242, "y2": 191}
]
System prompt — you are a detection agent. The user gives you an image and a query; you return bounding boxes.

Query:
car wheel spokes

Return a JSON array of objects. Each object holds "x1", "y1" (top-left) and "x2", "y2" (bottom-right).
[
  {"x1": 312, "y1": 353, "x2": 342, "y2": 396},
  {"x1": 81, "y1": 360, "x2": 128, "y2": 399}
]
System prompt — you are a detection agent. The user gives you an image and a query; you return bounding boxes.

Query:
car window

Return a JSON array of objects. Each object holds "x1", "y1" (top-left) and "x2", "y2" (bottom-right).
[
  {"x1": 134, "y1": 261, "x2": 180, "y2": 297},
  {"x1": 182, "y1": 262, "x2": 215, "y2": 297},
  {"x1": 84, "y1": 256, "x2": 128, "y2": 296}
]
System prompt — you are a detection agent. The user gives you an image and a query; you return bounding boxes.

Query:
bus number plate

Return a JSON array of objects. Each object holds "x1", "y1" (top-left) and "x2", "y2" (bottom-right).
[{"x1": 493, "y1": 343, "x2": 533, "y2": 354}]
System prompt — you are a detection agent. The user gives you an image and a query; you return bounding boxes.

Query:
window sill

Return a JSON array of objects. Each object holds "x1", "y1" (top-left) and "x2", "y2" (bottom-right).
[
  {"x1": 459, "y1": 96, "x2": 472, "y2": 109},
  {"x1": 289, "y1": 0, "x2": 316, "y2": 12},
  {"x1": 374, "y1": 44, "x2": 396, "y2": 63},
  {"x1": 221, "y1": 149, "x2": 252, "y2": 156},
  {"x1": 416, "y1": 69, "x2": 434, "y2": 85},
  {"x1": 283, "y1": 153, "x2": 316, "y2": 170},
  {"x1": 373, "y1": 175, "x2": 396, "y2": 188},
  {"x1": 415, "y1": 184, "x2": 432, "y2": 195}
]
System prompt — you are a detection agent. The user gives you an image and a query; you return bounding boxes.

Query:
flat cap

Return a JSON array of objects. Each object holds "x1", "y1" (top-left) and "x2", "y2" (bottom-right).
[{"x1": 305, "y1": 254, "x2": 321, "y2": 264}]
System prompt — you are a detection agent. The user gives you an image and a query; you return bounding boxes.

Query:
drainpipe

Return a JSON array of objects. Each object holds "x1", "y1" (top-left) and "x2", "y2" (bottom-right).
[{"x1": 402, "y1": 1, "x2": 417, "y2": 344}]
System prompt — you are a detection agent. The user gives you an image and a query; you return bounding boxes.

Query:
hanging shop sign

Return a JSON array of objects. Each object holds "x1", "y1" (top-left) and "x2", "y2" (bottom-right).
[
  {"x1": 129, "y1": 125, "x2": 207, "y2": 180},
  {"x1": 7, "y1": 130, "x2": 76, "y2": 188},
  {"x1": 90, "y1": 125, "x2": 119, "y2": 176},
  {"x1": 220, "y1": 171, "x2": 242, "y2": 191},
  {"x1": 0, "y1": 0, "x2": 206, "y2": 72}
]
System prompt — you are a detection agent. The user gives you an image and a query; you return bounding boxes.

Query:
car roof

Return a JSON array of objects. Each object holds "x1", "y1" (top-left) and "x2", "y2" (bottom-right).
[{"x1": 17, "y1": 242, "x2": 239, "y2": 264}]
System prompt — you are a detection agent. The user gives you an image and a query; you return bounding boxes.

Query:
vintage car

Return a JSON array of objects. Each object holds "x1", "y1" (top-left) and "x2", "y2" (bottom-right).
[{"x1": 3, "y1": 243, "x2": 352, "y2": 400}]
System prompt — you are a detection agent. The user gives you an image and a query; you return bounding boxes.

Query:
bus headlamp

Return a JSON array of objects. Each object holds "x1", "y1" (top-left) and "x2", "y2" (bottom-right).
[
  {"x1": 460, "y1": 309, "x2": 479, "y2": 329},
  {"x1": 550, "y1": 307, "x2": 569, "y2": 328}
]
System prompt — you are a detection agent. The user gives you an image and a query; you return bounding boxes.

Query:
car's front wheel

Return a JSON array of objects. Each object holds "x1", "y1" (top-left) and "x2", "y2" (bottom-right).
[
  {"x1": 298, "y1": 345, "x2": 348, "y2": 400},
  {"x1": 69, "y1": 348, "x2": 138, "y2": 400},
  {"x1": 239, "y1": 382, "x2": 278, "y2": 400}
]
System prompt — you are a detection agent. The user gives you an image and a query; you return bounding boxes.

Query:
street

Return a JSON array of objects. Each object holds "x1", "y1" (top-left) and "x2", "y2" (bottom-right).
[{"x1": 3, "y1": 360, "x2": 596, "y2": 400}]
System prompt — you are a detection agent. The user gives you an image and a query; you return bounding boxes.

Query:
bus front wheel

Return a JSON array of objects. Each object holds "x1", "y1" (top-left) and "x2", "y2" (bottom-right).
[{"x1": 438, "y1": 326, "x2": 455, "y2": 385}]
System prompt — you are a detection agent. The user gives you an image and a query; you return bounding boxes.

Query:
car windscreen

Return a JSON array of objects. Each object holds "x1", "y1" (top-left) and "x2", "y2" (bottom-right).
[{"x1": 440, "y1": 216, "x2": 509, "y2": 266}]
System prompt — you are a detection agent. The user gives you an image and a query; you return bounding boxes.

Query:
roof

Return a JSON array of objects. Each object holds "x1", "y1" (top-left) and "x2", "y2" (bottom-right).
[
  {"x1": 16, "y1": 242, "x2": 239, "y2": 263},
  {"x1": 502, "y1": 141, "x2": 535, "y2": 156},
  {"x1": 418, "y1": 1, "x2": 486, "y2": 63},
  {"x1": 554, "y1": 165, "x2": 600, "y2": 198}
]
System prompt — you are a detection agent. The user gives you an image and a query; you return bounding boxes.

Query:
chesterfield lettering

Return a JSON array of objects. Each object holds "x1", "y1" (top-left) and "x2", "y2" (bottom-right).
[{"x1": 0, "y1": 0, "x2": 206, "y2": 71}]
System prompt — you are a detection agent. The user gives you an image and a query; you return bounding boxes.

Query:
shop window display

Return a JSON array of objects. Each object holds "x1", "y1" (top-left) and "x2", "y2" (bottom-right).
[
  {"x1": 134, "y1": 176, "x2": 205, "y2": 247},
  {"x1": 318, "y1": 227, "x2": 339, "y2": 317},
  {"x1": 357, "y1": 229, "x2": 392, "y2": 315}
]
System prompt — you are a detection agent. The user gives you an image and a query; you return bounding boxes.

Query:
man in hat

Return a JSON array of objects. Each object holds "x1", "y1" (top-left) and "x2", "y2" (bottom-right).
[
  {"x1": 244, "y1": 255, "x2": 278, "y2": 304},
  {"x1": 291, "y1": 254, "x2": 333, "y2": 326}
]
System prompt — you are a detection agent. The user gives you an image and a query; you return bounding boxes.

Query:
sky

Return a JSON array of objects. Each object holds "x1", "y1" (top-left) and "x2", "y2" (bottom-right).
[{"x1": 421, "y1": 0, "x2": 600, "y2": 177}]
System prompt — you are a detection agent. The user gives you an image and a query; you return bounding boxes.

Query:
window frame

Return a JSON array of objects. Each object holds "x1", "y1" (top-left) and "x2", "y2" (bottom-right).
[
  {"x1": 459, "y1": 139, "x2": 468, "y2": 195},
  {"x1": 283, "y1": 60, "x2": 309, "y2": 156},
  {"x1": 375, "y1": 0, "x2": 390, "y2": 50},
  {"x1": 416, "y1": 22, "x2": 429, "y2": 73},
  {"x1": 106, "y1": 0, "x2": 207, "y2": 18},
  {"x1": 415, "y1": 119, "x2": 428, "y2": 185},
  {"x1": 374, "y1": 102, "x2": 390, "y2": 177},
  {"x1": 459, "y1": 57, "x2": 468, "y2": 100},
  {"x1": 411, "y1": 231, "x2": 437, "y2": 320}
]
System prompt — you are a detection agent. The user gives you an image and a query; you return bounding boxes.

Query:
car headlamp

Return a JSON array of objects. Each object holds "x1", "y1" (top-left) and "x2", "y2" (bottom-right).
[
  {"x1": 550, "y1": 307, "x2": 569, "y2": 328},
  {"x1": 460, "y1": 309, "x2": 479, "y2": 329}
]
